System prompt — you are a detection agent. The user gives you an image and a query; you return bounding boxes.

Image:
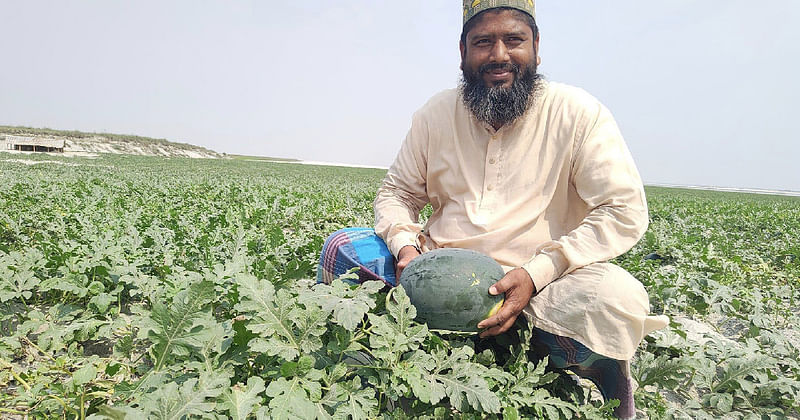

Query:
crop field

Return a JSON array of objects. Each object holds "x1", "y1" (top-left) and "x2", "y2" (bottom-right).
[{"x1": 1, "y1": 153, "x2": 799, "y2": 419}]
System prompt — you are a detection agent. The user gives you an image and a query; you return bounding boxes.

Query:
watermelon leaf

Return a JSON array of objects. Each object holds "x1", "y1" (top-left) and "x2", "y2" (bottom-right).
[
  {"x1": 218, "y1": 376, "x2": 266, "y2": 420},
  {"x1": 299, "y1": 279, "x2": 382, "y2": 331},
  {"x1": 235, "y1": 274, "x2": 327, "y2": 361}
]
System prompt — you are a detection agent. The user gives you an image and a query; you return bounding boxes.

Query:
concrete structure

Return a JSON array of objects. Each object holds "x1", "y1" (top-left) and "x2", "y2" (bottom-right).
[{"x1": 1, "y1": 135, "x2": 65, "y2": 152}]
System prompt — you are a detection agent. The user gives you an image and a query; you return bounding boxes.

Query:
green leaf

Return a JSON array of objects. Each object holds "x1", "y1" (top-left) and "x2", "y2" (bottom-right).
[
  {"x1": 325, "y1": 325, "x2": 354, "y2": 355},
  {"x1": 703, "y1": 392, "x2": 733, "y2": 413},
  {"x1": 89, "y1": 406, "x2": 147, "y2": 420},
  {"x1": 219, "y1": 376, "x2": 266, "y2": 420},
  {"x1": 401, "y1": 351, "x2": 444, "y2": 404},
  {"x1": 0, "y1": 251, "x2": 41, "y2": 302},
  {"x1": 386, "y1": 285, "x2": 416, "y2": 330},
  {"x1": 88, "y1": 280, "x2": 106, "y2": 294},
  {"x1": 406, "y1": 346, "x2": 501, "y2": 413},
  {"x1": 711, "y1": 354, "x2": 774, "y2": 394},
  {"x1": 139, "y1": 373, "x2": 229, "y2": 420},
  {"x1": 184, "y1": 319, "x2": 234, "y2": 375},
  {"x1": 264, "y1": 377, "x2": 318, "y2": 419},
  {"x1": 236, "y1": 274, "x2": 327, "y2": 361},
  {"x1": 366, "y1": 286, "x2": 428, "y2": 360},
  {"x1": 333, "y1": 377, "x2": 378, "y2": 419},
  {"x1": 503, "y1": 406, "x2": 520, "y2": 420},
  {"x1": 499, "y1": 357, "x2": 560, "y2": 409},
  {"x1": 145, "y1": 280, "x2": 216, "y2": 370},
  {"x1": 90, "y1": 292, "x2": 115, "y2": 313},
  {"x1": 527, "y1": 388, "x2": 584, "y2": 419},
  {"x1": 300, "y1": 279, "x2": 382, "y2": 331},
  {"x1": 632, "y1": 352, "x2": 690, "y2": 389},
  {"x1": 73, "y1": 363, "x2": 97, "y2": 386}
]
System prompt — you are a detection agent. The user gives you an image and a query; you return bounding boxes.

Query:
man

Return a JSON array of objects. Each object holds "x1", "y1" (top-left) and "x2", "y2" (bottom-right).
[{"x1": 370, "y1": 1, "x2": 668, "y2": 418}]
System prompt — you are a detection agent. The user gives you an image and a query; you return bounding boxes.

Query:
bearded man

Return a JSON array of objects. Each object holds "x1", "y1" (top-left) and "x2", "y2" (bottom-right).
[{"x1": 318, "y1": 1, "x2": 668, "y2": 418}]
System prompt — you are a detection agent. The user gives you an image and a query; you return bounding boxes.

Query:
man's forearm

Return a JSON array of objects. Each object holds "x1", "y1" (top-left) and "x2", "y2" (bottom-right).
[
  {"x1": 521, "y1": 200, "x2": 648, "y2": 292},
  {"x1": 374, "y1": 182, "x2": 426, "y2": 258}
]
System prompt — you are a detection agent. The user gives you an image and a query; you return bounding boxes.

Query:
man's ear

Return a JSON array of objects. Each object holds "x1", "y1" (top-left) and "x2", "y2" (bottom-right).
[
  {"x1": 534, "y1": 33, "x2": 541, "y2": 66},
  {"x1": 459, "y1": 40, "x2": 466, "y2": 71}
]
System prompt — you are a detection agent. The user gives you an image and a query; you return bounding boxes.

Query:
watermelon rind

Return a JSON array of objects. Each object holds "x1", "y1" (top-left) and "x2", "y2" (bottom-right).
[{"x1": 399, "y1": 248, "x2": 505, "y2": 332}]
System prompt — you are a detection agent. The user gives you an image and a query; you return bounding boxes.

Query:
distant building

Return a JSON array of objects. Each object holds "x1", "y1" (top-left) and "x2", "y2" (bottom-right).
[{"x1": 2, "y1": 135, "x2": 65, "y2": 153}]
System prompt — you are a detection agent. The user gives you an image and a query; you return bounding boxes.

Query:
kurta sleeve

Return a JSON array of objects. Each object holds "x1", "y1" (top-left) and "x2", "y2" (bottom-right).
[
  {"x1": 522, "y1": 103, "x2": 649, "y2": 292},
  {"x1": 374, "y1": 111, "x2": 431, "y2": 257}
]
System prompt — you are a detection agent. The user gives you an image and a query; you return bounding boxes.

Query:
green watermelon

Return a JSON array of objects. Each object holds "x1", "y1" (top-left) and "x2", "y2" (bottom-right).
[{"x1": 399, "y1": 248, "x2": 505, "y2": 332}]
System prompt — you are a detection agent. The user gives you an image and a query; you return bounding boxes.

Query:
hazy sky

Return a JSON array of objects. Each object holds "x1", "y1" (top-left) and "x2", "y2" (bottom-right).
[{"x1": 1, "y1": 1, "x2": 798, "y2": 191}]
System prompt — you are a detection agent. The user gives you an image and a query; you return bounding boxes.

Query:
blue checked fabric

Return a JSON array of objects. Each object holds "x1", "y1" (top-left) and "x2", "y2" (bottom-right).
[{"x1": 317, "y1": 228, "x2": 396, "y2": 287}]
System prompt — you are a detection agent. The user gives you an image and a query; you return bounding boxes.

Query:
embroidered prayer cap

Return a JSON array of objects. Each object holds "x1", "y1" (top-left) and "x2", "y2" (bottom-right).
[{"x1": 463, "y1": 0, "x2": 536, "y2": 26}]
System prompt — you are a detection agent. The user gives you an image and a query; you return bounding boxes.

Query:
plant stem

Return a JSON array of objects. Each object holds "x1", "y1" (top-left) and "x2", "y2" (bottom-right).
[
  {"x1": 22, "y1": 335, "x2": 58, "y2": 363},
  {"x1": 0, "y1": 407, "x2": 27, "y2": 415},
  {"x1": 45, "y1": 394, "x2": 78, "y2": 416},
  {"x1": 0, "y1": 357, "x2": 31, "y2": 391},
  {"x1": 19, "y1": 293, "x2": 29, "y2": 308}
]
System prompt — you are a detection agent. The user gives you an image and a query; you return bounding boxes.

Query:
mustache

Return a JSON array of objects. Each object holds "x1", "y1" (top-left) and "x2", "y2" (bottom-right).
[
  {"x1": 478, "y1": 62, "x2": 520, "y2": 74},
  {"x1": 460, "y1": 60, "x2": 543, "y2": 127}
]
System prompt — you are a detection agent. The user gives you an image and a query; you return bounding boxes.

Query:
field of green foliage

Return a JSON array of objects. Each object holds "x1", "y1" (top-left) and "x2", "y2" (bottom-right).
[{"x1": 1, "y1": 153, "x2": 799, "y2": 419}]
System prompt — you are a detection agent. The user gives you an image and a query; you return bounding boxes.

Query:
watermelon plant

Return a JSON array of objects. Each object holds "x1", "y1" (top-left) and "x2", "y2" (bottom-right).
[{"x1": 0, "y1": 153, "x2": 798, "y2": 419}]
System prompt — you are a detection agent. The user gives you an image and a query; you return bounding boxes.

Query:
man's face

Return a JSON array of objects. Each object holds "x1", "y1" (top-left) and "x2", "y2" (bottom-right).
[
  {"x1": 459, "y1": 9, "x2": 542, "y2": 128},
  {"x1": 460, "y1": 9, "x2": 539, "y2": 90}
]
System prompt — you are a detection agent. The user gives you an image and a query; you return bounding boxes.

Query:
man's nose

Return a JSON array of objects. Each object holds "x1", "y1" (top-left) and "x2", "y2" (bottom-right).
[{"x1": 489, "y1": 40, "x2": 510, "y2": 63}]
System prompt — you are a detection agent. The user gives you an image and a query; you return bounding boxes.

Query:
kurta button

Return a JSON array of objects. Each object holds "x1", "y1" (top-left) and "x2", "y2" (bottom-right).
[
  {"x1": 489, "y1": 158, "x2": 496, "y2": 164},
  {"x1": 487, "y1": 185, "x2": 494, "y2": 191}
]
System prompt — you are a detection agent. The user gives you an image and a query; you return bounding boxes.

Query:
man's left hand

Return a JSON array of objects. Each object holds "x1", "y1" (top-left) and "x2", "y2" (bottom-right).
[{"x1": 477, "y1": 268, "x2": 535, "y2": 337}]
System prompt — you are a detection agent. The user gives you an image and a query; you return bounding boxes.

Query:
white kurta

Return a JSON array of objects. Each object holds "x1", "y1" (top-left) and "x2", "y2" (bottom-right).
[{"x1": 374, "y1": 81, "x2": 668, "y2": 359}]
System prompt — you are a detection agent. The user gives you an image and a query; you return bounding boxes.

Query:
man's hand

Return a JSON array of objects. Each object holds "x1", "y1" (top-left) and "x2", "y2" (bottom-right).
[
  {"x1": 477, "y1": 268, "x2": 536, "y2": 338},
  {"x1": 395, "y1": 245, "x2": 421, "y2": 280}
]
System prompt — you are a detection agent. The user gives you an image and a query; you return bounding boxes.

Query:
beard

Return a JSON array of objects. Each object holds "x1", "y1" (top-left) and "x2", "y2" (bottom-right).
[{"x1": 459, "y1": 60, "x2": 543, "y2": 127}]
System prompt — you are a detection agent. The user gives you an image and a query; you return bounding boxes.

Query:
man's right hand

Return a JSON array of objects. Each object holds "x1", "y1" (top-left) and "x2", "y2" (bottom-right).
[{"x1": 395, "y1": 245, "x2": 421, "y2": 280}]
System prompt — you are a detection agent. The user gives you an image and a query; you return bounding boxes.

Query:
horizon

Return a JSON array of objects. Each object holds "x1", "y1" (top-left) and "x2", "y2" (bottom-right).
[
  {"x1": 4, "y1": 134, "x2": 799, "y2": 197},
  {"x1": 1, "y1": 1, "x2": 798, "y2": 192}
]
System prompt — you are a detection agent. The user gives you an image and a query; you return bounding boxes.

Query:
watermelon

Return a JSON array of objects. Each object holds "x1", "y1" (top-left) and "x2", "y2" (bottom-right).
[{"x1": 399, "y1": 248, "x2": 505, "y2": 332}]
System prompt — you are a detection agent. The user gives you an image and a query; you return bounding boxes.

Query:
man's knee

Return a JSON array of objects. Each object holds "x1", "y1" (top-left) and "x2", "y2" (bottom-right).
[
  {"x1": 601, "y1": 263, "x2": 650, "y2": 316},
  {"x1": 525, "y1": 262, "x2": 656, "y2": 360},
  {"x1": 569, "y1": 262, "x2": 650, "y2": 313}
]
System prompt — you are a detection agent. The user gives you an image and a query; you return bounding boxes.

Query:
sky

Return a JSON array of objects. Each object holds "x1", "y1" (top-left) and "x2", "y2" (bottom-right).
[{"x1": 1, "y1": 1, "x2": 799, "y2": 192}]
